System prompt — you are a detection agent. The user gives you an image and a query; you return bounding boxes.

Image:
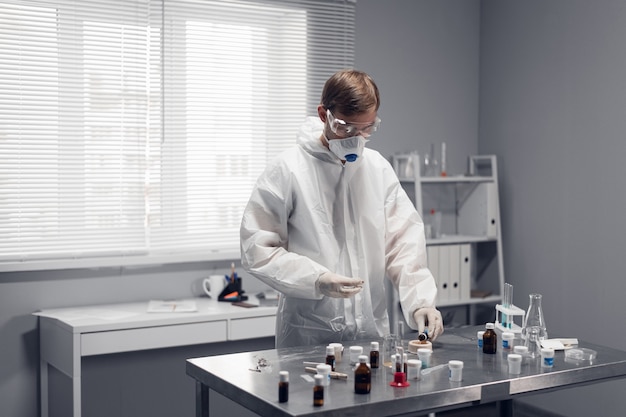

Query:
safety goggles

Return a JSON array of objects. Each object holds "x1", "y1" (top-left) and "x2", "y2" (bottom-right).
[{"x1": 326, "y1": 109, "x2": 381, "y2": 138}]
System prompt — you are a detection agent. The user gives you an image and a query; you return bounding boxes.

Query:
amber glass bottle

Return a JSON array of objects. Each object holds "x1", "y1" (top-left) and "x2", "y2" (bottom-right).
[
  {"x1": 278, "y1": 371, "x2": 289, "y2": 403},
  {"x1": 483, "y1": 322, "x2": 497, "y2": 354},
  {"x1": 313, "y1": 374, "x2": 324, "y2": 406},
  {"x1": 370, "y1": 341, "x2": 379, "y2": 369},
  {"x1": 325, "y1": 345, "x2": 336, "y2": 371},
  {"x1": 354, "y1": 355, "x2": 371, "y2": 394}
]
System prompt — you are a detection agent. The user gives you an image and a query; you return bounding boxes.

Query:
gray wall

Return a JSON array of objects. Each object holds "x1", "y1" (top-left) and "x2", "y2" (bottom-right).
[
  {"x1": 479, "y1": 0, "x2": 626, "y2": 415},
  {"x1": 358, "y1": 0, "x2": 480, "y2": 175}
]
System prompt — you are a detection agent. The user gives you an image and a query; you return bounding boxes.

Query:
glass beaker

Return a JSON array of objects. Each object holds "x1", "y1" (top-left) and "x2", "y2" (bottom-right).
[
  {"x1": 521, "y1": 293, "x2": 548, "y2": 358},
  {"x1": 383, "y1": 334, "x2": 400, "y2": 369},
  {"x1": 423, "y1": 143, "x2": 439, "y2": 177}
]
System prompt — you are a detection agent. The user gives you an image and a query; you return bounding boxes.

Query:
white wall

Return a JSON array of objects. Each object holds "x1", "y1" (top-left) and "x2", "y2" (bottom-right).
[{"x1": 479, "y1": 0, "x2": 626, "y2": 415}]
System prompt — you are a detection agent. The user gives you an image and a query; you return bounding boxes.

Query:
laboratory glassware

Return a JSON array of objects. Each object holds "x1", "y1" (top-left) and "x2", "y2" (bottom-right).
[{"x1": 522, "y1": 293, "x2": 548, "y2": 358}]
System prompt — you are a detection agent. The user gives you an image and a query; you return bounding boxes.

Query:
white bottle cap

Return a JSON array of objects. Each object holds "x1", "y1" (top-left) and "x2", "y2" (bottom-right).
[
  {"x1": 541, "y1": 347, "x2": 555, "y2": 357},
  {"x1": 507, "y1": 353, "x2": 522, "y2": 362},
  {"x1": 349, "y1": 345, "x2": 364, "y2": 364},
  {"x1": 407, "y1": 359, "x2": 421, "y2": 368},
  {"x1": 350, "y1": 346, "x2": 363, "y2": 354},
  {"x1": 514, "y1": 345, "x2": 529, "y2": 354},
  {"x1": 371, "y1": 341, "x2": 379, "y2": 350},
  {"x1": 417, "y1": 348, "x2": 432, "y2": 355},
  {"x1": 279, "y1": 370, "x2": 289, "y2": 382},
  {"x1": 485, "y1": 322, "x2": 495, "y2": 329},
  {"x1": 502, "y1": 332, "x2": 515, "y2": 339},
  {"x1": 326, "y1": 346, "x2": 335, "y2": 355},
  {"x1": 358, "y1": 355, "x2": 368, "y2": 363},
  {"x1": 448, "y1": 360, "x2": 464, "y2": 369},
  {"x1": 314, "y1": 374, "x2": 324, "y2": 386},
  {"x1": 316, "y1": 364, "x2": 331, "y2": 374},
  {"x1": 477, "y1": 330, "x2": 485, "y2": 337}
]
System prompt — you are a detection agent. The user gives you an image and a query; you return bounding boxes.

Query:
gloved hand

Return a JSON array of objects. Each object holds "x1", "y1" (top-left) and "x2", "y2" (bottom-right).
[
  {"x1": 413, "y1": 307, "x2": 444, "y2": 341},
  {"x1": 316, "y1": 272, "x2": 364, "y2": 298}
]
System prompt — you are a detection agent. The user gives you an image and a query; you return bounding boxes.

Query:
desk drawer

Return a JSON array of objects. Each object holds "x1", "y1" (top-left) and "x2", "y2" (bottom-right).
[
  {"x1": 82, "y1": 321, "x2": 228, "y2": 356},
  {"x1": 230, "y1": 316, "x2": 276, "y2": 340}
]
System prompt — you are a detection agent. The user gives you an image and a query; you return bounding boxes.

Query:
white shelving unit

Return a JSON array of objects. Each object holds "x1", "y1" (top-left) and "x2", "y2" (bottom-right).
[{"x1": 393, "y1": 154, "x2": 505, "y2": 318}]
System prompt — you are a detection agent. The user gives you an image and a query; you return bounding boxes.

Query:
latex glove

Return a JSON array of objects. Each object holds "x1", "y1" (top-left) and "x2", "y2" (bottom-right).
[
  {"x1": 316, "y1": 272, "x2": 364, "y2": 298},
  {"x1": 413, "y1": 307, "x2": 444, "y2": 341}
]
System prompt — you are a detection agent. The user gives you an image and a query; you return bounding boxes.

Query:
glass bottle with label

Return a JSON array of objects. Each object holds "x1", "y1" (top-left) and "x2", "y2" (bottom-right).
[
  {"x1": 370, "y1": 341, "x2": 379, "y2": 369},
  {"x1": 483, "y1": 322, "x2": 497, "y2": 354},
  {"x1": 313, "y1": 374, "x2": 324, "y2": 406},
  {"x1": 278, "y1": 371, "x2": 289, "y2": 403},
  {"x1": 354, "y1": 355, "x2": 371, "y2": 394}
]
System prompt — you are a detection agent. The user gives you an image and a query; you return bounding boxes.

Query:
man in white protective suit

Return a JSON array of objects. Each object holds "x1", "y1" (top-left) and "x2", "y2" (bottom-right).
[{"x1": 240, "y1": 69, "x2": 444, "y2": 348}]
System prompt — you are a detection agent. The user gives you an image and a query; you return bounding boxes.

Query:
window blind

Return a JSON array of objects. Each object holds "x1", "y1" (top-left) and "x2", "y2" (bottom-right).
[{"x1": 0, "y1": 0, "x2": 355, "y2": 271}]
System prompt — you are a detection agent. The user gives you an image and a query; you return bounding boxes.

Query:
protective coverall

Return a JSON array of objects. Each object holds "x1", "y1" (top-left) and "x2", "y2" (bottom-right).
[{"x1": 240, "y1": 117, "x2": 437, "y2": 348}]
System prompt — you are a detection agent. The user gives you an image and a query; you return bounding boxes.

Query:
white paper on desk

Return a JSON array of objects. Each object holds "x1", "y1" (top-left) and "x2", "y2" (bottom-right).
[
  {"x1": 541, "y1": 338, "x2": 579, "y2": 350},
  {"x1": 34, "y1": 309, "x2": 139, "y2": 321},
  {"x1": 147, "y1": 300, "x2": 197, "y2": 313}
]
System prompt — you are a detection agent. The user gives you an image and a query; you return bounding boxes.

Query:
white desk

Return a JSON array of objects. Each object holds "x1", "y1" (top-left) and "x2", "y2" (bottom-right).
[{"x1": 35, "y1": 297, "x2": 277, "y2": 417}]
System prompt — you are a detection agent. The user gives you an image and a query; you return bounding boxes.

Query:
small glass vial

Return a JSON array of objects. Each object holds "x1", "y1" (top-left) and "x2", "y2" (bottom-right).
[
  {"x1": 325, "y1": 345, "x2": 336, "y2": 371},
  {"x1": 313, "y1": 374, "x2": 324, "y2": 406},
  {"x1": 502, "y1": 332, "x2": 515, "y2": 351},
  {"x1": 278, "y1": 371, "x2": 289, "y2": 403},
  {"x1": 508, "y1": 353, "x2": 522, "y2": 374},
  {"x1": 370, "y1": 341, "x2": 379, "y2": 369},
  {"x1": 328, "y1": 343, "x2": 343, "y2": 363},
  {"x1": 448, "y1": 360, "x2": 463, "y2": 382},
  {"x1": 541, "y1": 347, "x2": 555, "y2": 368},
  {"x1": 395, "y1": 347, "x2": 405, "y2": 373},
  {"x1": 354, "y1": 355, "x2": 371, "y2": 394},
  {"x1": 477, "y1": 330, "x2": 485, "y2": 349},
  {"x1": 483, "y1": 323, "x2": 497, "y2": 354}
]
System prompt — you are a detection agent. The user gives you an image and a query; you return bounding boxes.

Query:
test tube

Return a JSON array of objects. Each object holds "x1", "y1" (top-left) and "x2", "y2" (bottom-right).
[{"x1": 507, "y1": 284, "x2": 514, "y2": 329}]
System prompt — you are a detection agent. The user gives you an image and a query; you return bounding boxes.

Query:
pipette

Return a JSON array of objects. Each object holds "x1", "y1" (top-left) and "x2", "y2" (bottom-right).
[{"x1": 420, "y1": 363, "x2": 447, "y2": 376}]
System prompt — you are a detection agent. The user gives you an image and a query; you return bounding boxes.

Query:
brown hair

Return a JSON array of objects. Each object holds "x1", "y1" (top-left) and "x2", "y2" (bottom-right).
[{"x1": 320, "y1": 69, "x2": 380, "y2": 116}]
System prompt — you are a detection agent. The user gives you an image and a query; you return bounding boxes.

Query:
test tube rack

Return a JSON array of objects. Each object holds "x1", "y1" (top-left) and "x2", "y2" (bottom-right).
[{"x1": 495, "y1": 304, "x2": 525, "y2": 333}]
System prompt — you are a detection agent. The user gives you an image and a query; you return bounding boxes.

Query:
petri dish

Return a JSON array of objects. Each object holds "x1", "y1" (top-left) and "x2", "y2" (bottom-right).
[{"x1": 565, "y1": 348, "x2": 597, "y2": 361}]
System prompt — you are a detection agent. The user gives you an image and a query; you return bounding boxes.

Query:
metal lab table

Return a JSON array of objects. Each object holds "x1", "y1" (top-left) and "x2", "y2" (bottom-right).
[{"x1": 186, "y1": 327, "x2": 626, "y2": 417}]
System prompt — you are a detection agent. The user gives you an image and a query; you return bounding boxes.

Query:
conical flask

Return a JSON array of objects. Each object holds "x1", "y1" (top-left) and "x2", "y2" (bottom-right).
[{"x1": 521, "y1": 293, "x2": 548, "y2": 358}]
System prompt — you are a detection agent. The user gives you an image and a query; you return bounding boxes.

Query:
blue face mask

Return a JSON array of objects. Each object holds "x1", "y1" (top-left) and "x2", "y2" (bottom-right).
[{"x1": 328, "y1": 135, "x2": 368, "y2": 162}]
